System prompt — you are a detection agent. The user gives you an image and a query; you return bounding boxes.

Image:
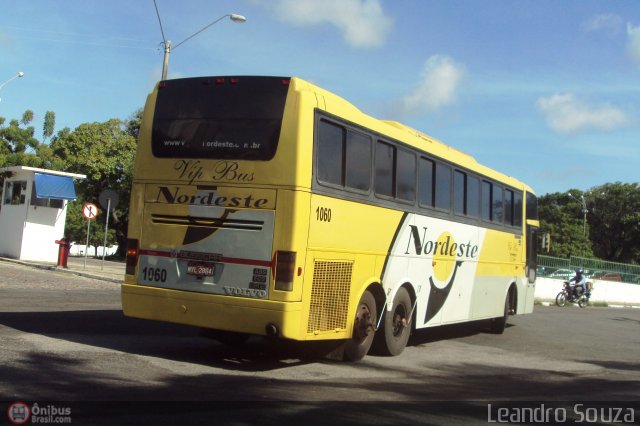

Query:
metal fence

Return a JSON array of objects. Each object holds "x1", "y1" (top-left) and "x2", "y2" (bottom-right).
[{"x1": 538, "y1": 255, "x2": 640, "y2": 284}]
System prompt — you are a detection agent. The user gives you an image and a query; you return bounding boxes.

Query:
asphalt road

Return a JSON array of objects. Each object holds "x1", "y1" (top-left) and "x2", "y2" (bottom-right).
[{"x1": 1, "y1": 261, "x2": 638, "y2": 424}]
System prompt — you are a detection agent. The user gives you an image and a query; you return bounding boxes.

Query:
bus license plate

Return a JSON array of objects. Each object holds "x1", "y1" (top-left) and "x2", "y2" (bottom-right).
[{"x1": 186, "y1": 262, "x2": 215, "y2": 277}]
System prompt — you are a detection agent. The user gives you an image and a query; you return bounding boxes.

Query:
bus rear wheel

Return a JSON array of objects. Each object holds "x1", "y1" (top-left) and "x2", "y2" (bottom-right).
[
  {"x1": 489, "y1": 293, "x2": 509, "y2": 334},
  {"x1": 344, "y1": 290, "x2": 377, "y2": 362},
  {"x1": 374, "y1": 287, "x2": 412, "y2": 356}
]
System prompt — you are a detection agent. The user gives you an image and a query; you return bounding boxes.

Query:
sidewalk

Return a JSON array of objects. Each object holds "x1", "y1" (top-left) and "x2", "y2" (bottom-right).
[{"x1": 0, "y1": 255, "x2": 125, "y2": 283}]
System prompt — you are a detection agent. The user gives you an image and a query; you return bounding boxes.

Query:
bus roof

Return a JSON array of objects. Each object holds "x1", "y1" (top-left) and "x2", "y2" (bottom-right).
[{"x1": 292, "y1": 77, "x2": 535, "y2": 195}]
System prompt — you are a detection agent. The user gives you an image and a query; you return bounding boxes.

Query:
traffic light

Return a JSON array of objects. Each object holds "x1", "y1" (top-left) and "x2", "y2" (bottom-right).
[{"x1": 541, "y1": 233, "x2": 551, "y2": 252}]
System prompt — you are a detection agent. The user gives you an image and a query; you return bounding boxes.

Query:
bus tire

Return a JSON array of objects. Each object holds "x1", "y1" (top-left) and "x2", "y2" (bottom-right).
[
  {"x1": 489, "y1": 293, "x2": 509, "y2": 334},
  {"x1": 374, "y1": 286, "x2": 412, "y2": 356},
  {"x1": 344, "y1": 290, "x2": 377, "y2": 362}
]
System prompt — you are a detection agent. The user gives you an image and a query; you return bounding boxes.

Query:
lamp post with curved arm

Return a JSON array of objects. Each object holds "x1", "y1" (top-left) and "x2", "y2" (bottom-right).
[
  {"x1": 157, "y1": 13, "x2": 246, "y2": 80},
  {"x1": 0, "y1": 72, "x2": 25, "y2": 101},
  {"x1": 568, "y1": 192, "x2": 588, "y2": 236}
]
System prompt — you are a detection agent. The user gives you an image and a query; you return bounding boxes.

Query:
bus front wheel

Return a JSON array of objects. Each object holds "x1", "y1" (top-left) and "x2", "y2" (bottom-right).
[{"x1": 344, "y1": 290, "x2": 377, "y2": 362}]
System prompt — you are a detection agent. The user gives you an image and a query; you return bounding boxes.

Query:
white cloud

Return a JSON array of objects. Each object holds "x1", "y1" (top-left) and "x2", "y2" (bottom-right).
[
  {"x1": 400, "y1": 55, "x2": 465, "y2": 115},
  {"x1": 627, "y1": 23, "x2": 640, "y2": 65},
  {"x1": 581, "y1": 13, "x2": 623, "y2": 34},
  {"x1": 267, "y1": 0, "x2": 393, "y2": 48},
  {"x1": 536, "y1": 93, "x2": 629, "y2": 134}
]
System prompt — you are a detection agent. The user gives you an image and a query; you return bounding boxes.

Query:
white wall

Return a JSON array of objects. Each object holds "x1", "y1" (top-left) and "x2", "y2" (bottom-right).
[
  {"x1": 69, "y1": 244, "x2": 119, "y2": 257},
  {"x1": 535, "y1": 277, "x2": 640, "y2": 306},
  {"x1": 0, "y1": 203, "x2": 25, "y2": 258},
  {"x1": 21, "y1": 203, "x2": 68, "y2": 262}
]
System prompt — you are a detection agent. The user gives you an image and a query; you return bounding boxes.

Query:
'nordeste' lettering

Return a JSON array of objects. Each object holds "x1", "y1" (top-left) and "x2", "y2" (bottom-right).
[
  {"x1": 404, "y1": 225, "x2": 479, "y2": 259},
  {"x1": 156, "y1": 186, "x2": 268, "y2": 208}
]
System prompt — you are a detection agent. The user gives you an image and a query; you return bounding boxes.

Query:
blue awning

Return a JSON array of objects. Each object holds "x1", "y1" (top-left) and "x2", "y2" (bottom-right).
[{"x1": 34, "y1": 173, "x2": 77, "y2": 201}]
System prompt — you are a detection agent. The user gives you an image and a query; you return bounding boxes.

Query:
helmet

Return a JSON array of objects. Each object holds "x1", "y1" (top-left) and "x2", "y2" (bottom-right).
[{"x1": 576, "y1": 268, "x2": 583, "y2": 274}]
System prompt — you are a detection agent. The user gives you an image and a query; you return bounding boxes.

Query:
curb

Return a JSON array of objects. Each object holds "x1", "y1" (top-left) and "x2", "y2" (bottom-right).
[
  {"x1": 539, "y1": 300, "x2": 640, "y2": 309},
  {"x1": 0, "y1": 256, "x2": 123, "y2": 284}
]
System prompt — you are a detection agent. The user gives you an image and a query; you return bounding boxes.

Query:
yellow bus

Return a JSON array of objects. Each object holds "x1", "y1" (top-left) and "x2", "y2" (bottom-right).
[{"x1": 122, "y1": 76, "x2": 539, "y2": 361}]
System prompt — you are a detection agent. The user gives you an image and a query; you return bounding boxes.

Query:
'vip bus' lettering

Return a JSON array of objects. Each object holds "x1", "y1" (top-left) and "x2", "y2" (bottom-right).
[
  {"x1": 174, "y1": 160, "x2": 204, "y2": 184},
  {"x1": 213, "y1": 161, "x2": 254, "y2": 182}
]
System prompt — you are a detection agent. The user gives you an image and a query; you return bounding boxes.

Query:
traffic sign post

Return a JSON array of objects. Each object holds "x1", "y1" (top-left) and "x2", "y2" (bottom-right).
[
  {"x1": 82, "y1": 203, "x2": 99, "y2": 220},
  {"x1": 98, "y1": 190, "x2": 119, "y2": 270},
  {"x1": 82, "y1": 203, "x2": 99, "y2": 269}
]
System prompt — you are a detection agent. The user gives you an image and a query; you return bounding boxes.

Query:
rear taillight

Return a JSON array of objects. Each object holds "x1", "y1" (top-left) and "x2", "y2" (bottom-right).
[
  {"x1": 274, "y1": 251, "x2": 296, "y2": 291},
  {"x1": 125, "y1": 239, "x2": 139, "y2": 276}
]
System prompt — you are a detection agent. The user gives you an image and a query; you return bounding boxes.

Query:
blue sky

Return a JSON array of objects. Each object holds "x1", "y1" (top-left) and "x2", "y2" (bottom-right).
[{"x1": 1, "y1": 0, "x2": 639, "y2": 195}]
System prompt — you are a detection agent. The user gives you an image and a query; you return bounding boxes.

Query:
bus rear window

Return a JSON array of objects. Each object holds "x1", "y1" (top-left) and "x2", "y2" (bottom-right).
[{"x1": 152, "y1": 76, "x2": 290, "y2": 160}]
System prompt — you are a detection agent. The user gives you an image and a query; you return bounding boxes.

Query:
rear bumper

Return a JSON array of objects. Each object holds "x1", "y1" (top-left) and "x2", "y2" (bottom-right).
[{"x1": 121, "y1": 283, "x2": 304, "y2": 339}]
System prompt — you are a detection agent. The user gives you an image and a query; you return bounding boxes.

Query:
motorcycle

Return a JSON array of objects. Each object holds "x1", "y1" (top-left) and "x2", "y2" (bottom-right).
[{"x1": 556, "y1": 280, "x2": 592, "y2": 308}]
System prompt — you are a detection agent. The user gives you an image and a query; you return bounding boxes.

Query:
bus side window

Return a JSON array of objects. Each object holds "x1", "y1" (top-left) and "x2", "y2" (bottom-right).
[
  {"x1": 317, "y1": 120, "x2": 345, "y2": 186},
  {"x1": 467, "y1": 175, "x2": 480, "y2": 218},
  {"x1": 435, "y1": 163, "x2": 451, "y2": 211},
  {"x1": 396, "y1": 148, "x2": 415, "y2": 203},
  {"x1": 375, "y1": 141, "x2": 394, "y2": 198},
  {"x1": 505, "y1": 189, "x2": 514, "y2": 226},
  {"x1": 345, "y1": 130, "x2": 371, "y2": 192},
  {"x1": 454, "y1": 170, "x2": 466, "y2": 215},
  {"x1": 482, "y1": 180, "x2": 492, "y2": 221},
  {"x1": 493, "y1": 185, "x2": 504, "y2": 224},
  {"x1": 513, "y1": 191, "x2": 523, "y2": 227},
  {"x1": 418, "y1": 157, "x2": 434, "y2": 208}
]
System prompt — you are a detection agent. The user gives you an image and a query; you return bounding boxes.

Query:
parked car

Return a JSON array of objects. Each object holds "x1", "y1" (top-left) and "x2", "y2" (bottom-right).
[
  {"x1": 548, "y1": 268, "x2": 575, "y2": 280},
  {"x1": 536, "y1": 266, "x2": 556, "y2": 277},
  {"x1": 592, "y1": 272, "x2": 623, "y2": 282},
  {"x1": 584, "y1": 270, "x2": 603, "y2": 278}
]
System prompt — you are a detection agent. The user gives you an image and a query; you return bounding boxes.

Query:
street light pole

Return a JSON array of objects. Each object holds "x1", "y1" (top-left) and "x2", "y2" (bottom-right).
[
  {"x1": 161, "y1": 40, "x2": 172, "y2": 80},
  {"x1": 156, "y1": 10, "x2": 246, "y2": 80},
  {"x1": 0, "y1": 71, "x2": 25, "y2": 95},
  {"x1": 568, "y1": 193, "x2": 588, "y2": 236}
]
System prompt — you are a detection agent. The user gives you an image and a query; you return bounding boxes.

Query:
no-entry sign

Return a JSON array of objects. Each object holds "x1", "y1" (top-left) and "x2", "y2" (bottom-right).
[{"x1": 82, "y1": 203, "x2": 99, "y2": 220}]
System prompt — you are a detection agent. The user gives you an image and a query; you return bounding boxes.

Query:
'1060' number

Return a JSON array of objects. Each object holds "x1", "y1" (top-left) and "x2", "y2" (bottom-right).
[
  {"x1": 142, "y1": 266, "x2": 167, "y2": 283},
  {"x1": 316, "y1": 206, "x2": 332, "y2": 222}
]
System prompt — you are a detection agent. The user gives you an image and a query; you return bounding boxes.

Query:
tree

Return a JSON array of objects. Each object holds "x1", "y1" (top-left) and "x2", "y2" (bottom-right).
[
  {"x1": 50, "y1": 119, "x2": 136, "y2": 256},
  {"x1": 0, "y1": 110, "x2": 42, "y2": 168},
  {"x1": 539, "y1": 184, "x2": 640, "y2": 264},
  {"x1": 21, "y1": 110, "x2": 34, "y2": 126},
  {"x1": 588, "y1": 183, "x2": 640, "y2": 264},
  {"x1": 125, "y1": 108, "x2": 143, "y2": 141},
  {"x1": 538, "y1": 191, "x2": 593, "y2": 258},
  {"x1": 43, "y1": 111, "x2": 55, "y2": 143}
]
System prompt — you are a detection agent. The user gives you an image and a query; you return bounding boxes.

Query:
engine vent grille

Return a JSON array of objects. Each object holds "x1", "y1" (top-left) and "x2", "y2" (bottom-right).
[
  {"x1": 151, "y1": 214, "x2": 263, "y2": 230},
  {"x1": 307, "y1": 260, "x2": 353, "y2": 334}
]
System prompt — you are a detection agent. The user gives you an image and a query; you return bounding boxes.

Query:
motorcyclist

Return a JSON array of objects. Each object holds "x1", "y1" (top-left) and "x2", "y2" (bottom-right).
[{"x1": 569, "y1": 268, "x2": 587, "y2": 297}]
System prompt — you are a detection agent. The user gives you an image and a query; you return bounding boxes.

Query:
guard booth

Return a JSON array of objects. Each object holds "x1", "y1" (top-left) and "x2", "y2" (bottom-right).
[{"x1": 0, "y1": 166, "x2": 86, "y2": 263}]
